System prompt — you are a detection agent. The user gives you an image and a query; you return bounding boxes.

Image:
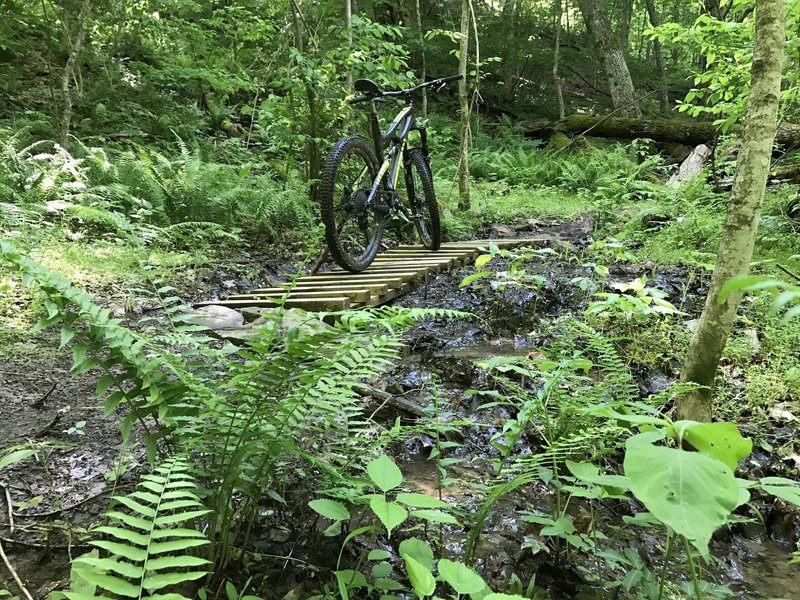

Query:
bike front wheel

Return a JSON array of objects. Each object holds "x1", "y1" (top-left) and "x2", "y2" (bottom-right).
[
  {"x1": 404, "y1": 148, "x2": 441, "y2": 250},
  {"x1": 320, "y1": 136, "x2": 384, "y2": 272}
]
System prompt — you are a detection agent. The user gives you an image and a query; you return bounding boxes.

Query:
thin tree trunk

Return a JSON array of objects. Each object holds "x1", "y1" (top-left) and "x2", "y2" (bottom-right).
[
  {"x1": 413, "y1": 0, "x2": 427, "y2": 116},
  {"x1": 457, "y1": 0, "x2": 470, "y2": 211},
  {"x1": 553, "y1": 0, "x2": 565, "y2": 119},
  {"x1": 646, "y1": 0, "x2": 670, "y2": 117},
  {"x1": 678, "y1": 0, "x2": 785, "y2": 422},
  {"x1": 577, "y1": 0, "x2": 641, "y2": 117},
  {"x1": 619, "y1": 0, "x2": 633, "y2": 54},
  {"x1": 60, "y1": 0, "x2": 92, "y2": 149},
  {"x1": 345, "y1": 0, "x2": 353, "y2": 96}
]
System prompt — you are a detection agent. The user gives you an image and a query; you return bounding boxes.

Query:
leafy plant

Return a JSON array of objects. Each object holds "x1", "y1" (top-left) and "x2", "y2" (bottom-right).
[
  {"x1": 586, "y1": 276, "x2": 685, "y2": 321},
  {"x1": 66, "y1": 456, "x2": 210, "y2": 599}
]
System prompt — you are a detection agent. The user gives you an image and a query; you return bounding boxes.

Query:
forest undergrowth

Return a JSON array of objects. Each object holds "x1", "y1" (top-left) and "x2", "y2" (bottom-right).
[{"x1": 2, "y1": 116, "x2": 800, "y2": 600}]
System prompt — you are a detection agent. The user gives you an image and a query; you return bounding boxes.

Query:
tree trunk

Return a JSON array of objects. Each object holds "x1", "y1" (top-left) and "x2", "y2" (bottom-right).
[
  {"x1": 678, "y1": 0, "x2": 785, "y2": 422},
  {"x1": 457, "y1": 0, "x2": 470, "y2": 211},
  {"x1": 60, "y1": 0, "x2": 92, "y2": 149},
  {"x1": 523, "y1": 114, "x2": 800, "y2": 148},
  {"x1": 553, "y1": 0, "x2": 565, "y2": 119},
  {"x1": 646, "y1": 0, "x2": 670, "y2": 117},
  {"x1": 619, "y1": 0, "x2": 633, "y2": 54},
  {"x1": 345, "y1": 0, "x2": 353, "y2": 96},
  {"x1": 577, "y1": 0, "x2": 641, "y2": 117},
  {"x1": 413, "y1": 0, "x2": 427, "y2": 116}
]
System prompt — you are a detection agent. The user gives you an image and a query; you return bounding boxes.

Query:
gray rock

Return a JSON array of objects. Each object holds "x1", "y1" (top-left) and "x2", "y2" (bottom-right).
[
  {"x1": 216, "y1": 308, "x2": 332, "y2": 346},
  {"x1": 186, "y1": 305, "x2": 244, "y2": 330},
  {"x1": 238, "y1": 306, "x2": 270, "y2": 323},
  {"x1": 489, "y1": 223, "x2": 516, "y2": 237}
]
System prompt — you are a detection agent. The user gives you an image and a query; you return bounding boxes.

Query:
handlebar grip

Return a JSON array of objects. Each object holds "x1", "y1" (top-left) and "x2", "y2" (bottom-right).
[{"x1": 439, "y1": 74, "x2": 464, "y2": 84}]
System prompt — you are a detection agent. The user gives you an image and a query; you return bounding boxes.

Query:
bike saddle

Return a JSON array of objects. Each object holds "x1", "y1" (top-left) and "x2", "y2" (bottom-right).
[{"x1": 354, "y1": 78, "x2": 381, "y2": 97}]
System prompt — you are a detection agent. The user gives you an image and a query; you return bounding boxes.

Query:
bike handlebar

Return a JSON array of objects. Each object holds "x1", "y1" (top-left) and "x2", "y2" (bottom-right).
[{"x1": 348, "y1": 74, "x2": 463, "y2": 105}]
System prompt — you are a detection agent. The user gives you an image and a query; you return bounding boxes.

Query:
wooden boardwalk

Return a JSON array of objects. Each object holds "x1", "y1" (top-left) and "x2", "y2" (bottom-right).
[{"x1": 195, "y1": 238, "x2": 549, "y2": 312}]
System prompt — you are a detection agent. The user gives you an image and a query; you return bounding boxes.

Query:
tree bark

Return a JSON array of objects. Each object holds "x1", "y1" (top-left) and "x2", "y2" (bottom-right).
[
  {"x1": 413, "y1": 0, "x2": 427, "y2": 116},
  {"x1": 577, "y1": 0, "x2": 641, "y2": 117},
  {"x1": 60, "y1": 0, "x2": 92, "y2": 149},
  {"x1": 678, "y1": 0, "x2": 785, "y2": 422},
  {"x1": 619, "y1": 0, "x2": 633, "y2": 53},
  {"x1": 553, "y1": 0, "x2": 565, "y2": 119},
  {"x1": 645, "y1": 0, "x2": 670, "y2": 117},
  {"x1": 523, "y1": 114, "x2": 800, "y2": 148},
  {"x1": 457, "y1": 0, "x2": 470, "y2": 210}
]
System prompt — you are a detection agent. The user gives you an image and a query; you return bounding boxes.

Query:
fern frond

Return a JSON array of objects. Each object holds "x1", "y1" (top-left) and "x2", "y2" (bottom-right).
[{"x1": 67, "y1": 456, "x2": 210, "y2": 600}]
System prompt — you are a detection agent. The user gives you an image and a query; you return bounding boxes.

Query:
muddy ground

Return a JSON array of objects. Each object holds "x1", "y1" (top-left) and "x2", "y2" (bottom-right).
[{"x1": 1, "y1": 216, "x2": 798, "y2": 598}]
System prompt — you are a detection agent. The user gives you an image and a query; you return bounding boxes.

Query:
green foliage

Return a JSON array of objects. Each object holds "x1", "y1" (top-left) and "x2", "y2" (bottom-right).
[
  {"x1": 586, "y1": 276, "x2": 685, "y2": 322},
  {"x1": 67, "y1": 456, "x2": 210, "y2": 600}
]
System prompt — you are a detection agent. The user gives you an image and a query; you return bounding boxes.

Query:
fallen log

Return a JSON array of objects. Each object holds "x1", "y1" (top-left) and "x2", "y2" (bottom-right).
[{"x1": 524, "y1": 114, "x2": 800, "y2": 148}]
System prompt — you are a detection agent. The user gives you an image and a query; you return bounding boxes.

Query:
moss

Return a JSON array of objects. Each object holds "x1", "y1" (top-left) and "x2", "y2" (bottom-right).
[{"x1": 546, "y1": 131, "x2": 571, "y2": 151}]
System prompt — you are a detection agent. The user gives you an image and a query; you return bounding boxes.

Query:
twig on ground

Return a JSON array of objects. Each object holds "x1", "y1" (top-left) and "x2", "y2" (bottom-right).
[
  {"x1": 33, "y1": 413, "x2": 61, "y2": 438},
  {"x1": 3, "y1": 486, "x2": 13, "y2": 535},
  {"x1": 777, "y1": 263, "x2": 800, "y2": 284},
  {"x1": 0, "y1": 534, "x2": 89, "y2": 550},
  {"x1": 309, "y1": 246, "x2": 330, "y2": 276},
  {"x1": 31, "y1": 381, "x2": 56, "y2": 409},
  {"x1": 0, "y1": 538, "x2": 34, "y2": 600},
  {"x1": 17, "y1": 487, "x2": 109, "y2": 518}
]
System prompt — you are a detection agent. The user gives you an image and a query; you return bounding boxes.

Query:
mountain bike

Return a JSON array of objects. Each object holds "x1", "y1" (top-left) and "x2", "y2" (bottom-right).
[{"x1": 319, "y1": 74, "x2": 462, "y2": 272}]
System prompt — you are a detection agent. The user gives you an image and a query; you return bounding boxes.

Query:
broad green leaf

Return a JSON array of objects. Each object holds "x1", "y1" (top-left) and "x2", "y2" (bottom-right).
[
  {"x1": 474, "y1": 254, "x2": 492, "y2": 270},
  {"x1": 372, "y1": 561, "x2": 393, "y2": 578},
  {"x1": 402, "y1": 553, "x2": 435, "y2": 598},
  {"x1": 366, "y1": 454, "x2": 403, "y2": 492},
  {"x1": 334, "y1": 570, "x2": 368, "y2": 590},
  {"x1": 566, "y1": 460, "x2": 630, "y2": 492},
  {"x1": 674, "y1": 421, "x2": 752, "y2": 470},
  {"x1": 374, "y1": 577, "x2": 405, "y2": 591},
  {"x1": 624, "y1": 442, "x2": 739, "y2": 557},
  {"x1": 369, "y1": 496, "x2": 407, "y2": 537},
  {"x1": 412, "y1": 509, "x2": 459, "y2": 525},
  {"x1": 437, "y1": 559, "x2": 486, "y2": 594},
  {"x1": 396, "y1": 493, "x2": 448, "y2": 509},
  {"x1": 368, "y1": 549, "x2": 392, "y2": 561},
  {"x1": 0, "y1": 449, "x2": 36, "y2": 471},
  {"x1": 398, "y1": 538, "x2": 433, "y2": 571},
  {"x1": 760, "y1": 477, "x2": 800, "y2": 507},
  {"x1": 308, "y1": 499, "x2": 350, "y2": 521},
  {"x1": 484, "y1": 594, "x2": 529, "y2": 600}
]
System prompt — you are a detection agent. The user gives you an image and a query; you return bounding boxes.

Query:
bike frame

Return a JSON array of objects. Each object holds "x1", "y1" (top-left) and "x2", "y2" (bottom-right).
[{"x1": 350, "y1": 100, "x2": 430, "y2": 221}]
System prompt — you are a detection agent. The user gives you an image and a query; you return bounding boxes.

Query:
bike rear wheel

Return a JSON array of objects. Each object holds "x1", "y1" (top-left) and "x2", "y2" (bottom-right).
[
  {"x1": 320, "y1": 136, "x2": 384, "y2": 272},
  {"x1": 404, "y1": 148, "x2": 441, "y2": 250}
]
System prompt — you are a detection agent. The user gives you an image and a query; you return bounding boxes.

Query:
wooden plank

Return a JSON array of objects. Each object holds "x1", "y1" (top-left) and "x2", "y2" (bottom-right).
[
  {"x1": 250, "y1": 283, "x2": 390, "y2": 295},
  {"x1": 301, "y1": 273, "x2": 415, "y2": 285},
  {"x1": 195, "y1": 296, "x2": 351, "y2": 311},
  {"x1": 228, "y1": 289, "x2": 372, "y2": 303},
  {"x1": 367, "y1": 282, "x2": 412, "y2": 306}
]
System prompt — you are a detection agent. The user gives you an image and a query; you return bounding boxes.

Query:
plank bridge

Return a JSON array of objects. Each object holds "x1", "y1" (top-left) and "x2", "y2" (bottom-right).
[{"x1": 196, "y1": 238, "x2": 548, "y2": 312}]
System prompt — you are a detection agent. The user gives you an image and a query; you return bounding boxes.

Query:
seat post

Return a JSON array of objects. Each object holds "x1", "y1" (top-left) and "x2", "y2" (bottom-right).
[{"x1": 368, "y1": 102, "x2": 383, "y2": 160}]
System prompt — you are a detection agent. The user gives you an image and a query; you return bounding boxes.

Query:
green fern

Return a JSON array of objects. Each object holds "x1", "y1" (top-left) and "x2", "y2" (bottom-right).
[{"x1": 67, "y1": 456, "x2": 210, "y2": 600}]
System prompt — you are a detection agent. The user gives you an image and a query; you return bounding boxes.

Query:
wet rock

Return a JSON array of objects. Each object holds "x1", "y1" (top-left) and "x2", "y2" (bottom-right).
[
  {"x1": 640, "y1": 371, "x2": 671, "y2": 395},
  {"x1": 186, "y1": 305, "x2": 244, "y2": 329},
  {"x1": 238, "y1": 306, "x2": 270, "y2": 323},
  {"x1": 743, "y1": 328, "x2": 761, "y2": 355},
  {"x1": 489, "y1": 223, "x2": 516, "y2": 237},
  {"x1": 216, "y1": 308, "x2": 331, "y2": 345}
]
